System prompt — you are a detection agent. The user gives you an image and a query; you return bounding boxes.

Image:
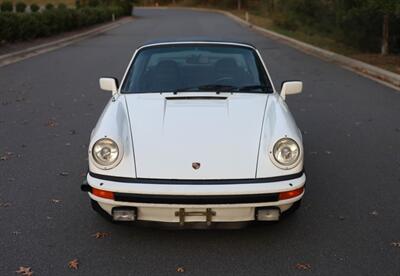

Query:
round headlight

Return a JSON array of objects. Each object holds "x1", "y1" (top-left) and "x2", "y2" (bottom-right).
[
  {"x1": 92, "y1": 138, "x2": 119, "y2": 168},
  {"x1": 272, "y1": 138, "x2": 300, "y2": 168}
]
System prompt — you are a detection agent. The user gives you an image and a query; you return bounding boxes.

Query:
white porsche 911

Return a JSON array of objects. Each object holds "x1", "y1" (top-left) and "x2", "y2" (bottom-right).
[{"x1": 81, "y1": 41, "x2": 305, "y2": 228}]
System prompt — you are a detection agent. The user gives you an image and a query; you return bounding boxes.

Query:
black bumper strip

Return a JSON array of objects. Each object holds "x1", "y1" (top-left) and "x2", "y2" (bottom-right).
[
  {"x1": 113, "y1": 193, "x2": 279, "y2": 204},
  {"x1": 88, "y1": 170, "x2": 304, "y2": 185}
]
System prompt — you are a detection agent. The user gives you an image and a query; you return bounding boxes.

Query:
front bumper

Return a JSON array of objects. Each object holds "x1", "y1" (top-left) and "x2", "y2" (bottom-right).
[{"x1": 83, "y1": 172, "x2": 305, "y2": 224}]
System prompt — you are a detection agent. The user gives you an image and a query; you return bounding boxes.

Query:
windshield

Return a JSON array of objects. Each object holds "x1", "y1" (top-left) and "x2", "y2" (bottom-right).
[{"x1": 121, "y1": 44, "x2": 273, "y2": 93}]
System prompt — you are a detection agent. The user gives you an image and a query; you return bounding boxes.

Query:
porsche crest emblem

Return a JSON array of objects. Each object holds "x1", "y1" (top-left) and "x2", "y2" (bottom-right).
[{"x1": 192, "y1": 162, "x2": 201, "y2": 170}]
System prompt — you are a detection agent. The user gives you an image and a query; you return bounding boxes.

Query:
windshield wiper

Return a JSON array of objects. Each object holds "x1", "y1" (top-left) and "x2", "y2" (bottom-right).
[
  {"x1": 174, "y1": 84, "x2": 236, "y2": 93},
  {"x1": 173, "y1": 84, "x2": 272, "y2": 94},
  {"x1": 235, "y1": 85, "x2": 272, "y2": 92}
]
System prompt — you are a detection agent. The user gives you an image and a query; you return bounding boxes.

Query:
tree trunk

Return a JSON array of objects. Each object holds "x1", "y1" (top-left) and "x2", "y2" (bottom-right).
[
  {"x1": 381, "y1": 14, "x2": 389, "y2": 55},
  {"x1": 237, "y1": 0, "x2": 241, "y2": 10}
]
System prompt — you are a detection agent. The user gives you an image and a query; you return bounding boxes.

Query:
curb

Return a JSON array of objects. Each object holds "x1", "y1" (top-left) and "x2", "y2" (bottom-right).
[
  {"x1": 0, "y1": 17, "x2": 133, "y2": 67},
  {"x1": 219, "y1": 10, "x2": 400, "y2": 89},
  {"x1": 141, "y1": 7, "x2": 400, "y2": 90}
]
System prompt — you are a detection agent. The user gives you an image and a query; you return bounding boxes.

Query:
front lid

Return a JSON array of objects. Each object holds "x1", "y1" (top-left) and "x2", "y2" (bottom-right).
[{"x1": 125, "y1": 93, "x2": 268, "y2": 179}]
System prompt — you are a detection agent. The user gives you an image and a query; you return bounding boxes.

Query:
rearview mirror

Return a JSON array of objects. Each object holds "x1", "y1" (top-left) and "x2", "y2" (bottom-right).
[
  {"x1": 99, "y1": 77, "x2": 119, "y2": 95},
  {"x1": 280, "y1": 81, "x2": 303, "y2": 100}
]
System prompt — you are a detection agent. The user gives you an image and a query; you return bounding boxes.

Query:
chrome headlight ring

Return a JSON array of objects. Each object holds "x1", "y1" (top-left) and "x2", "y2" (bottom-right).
[
  {"x1": 90, "y1": 138, "x2": 123, "y2": 170},
  {"x1": 270, "y1": 138, "x2": 301, "y2": 170}
]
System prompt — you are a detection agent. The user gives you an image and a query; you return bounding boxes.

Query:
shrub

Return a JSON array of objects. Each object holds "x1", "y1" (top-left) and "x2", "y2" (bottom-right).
[
  {"x1": 45, "y1": 3, "x2": 54, "y2": 10},
  {"x1": 15, "y1": 2, "x2": 27, "y2": 13},
  {"x1": 30, "y1": 3, "x2": 39, "y2": 12},
  {"x1": 0, "y1": 5, "x2": 132, "y2": 42},
  {"x1": 0, "y1": 1, "x2": 13, "y2": 12},
  {"x1": 58, "y1": 3, "x2": 67, "y2": 10},
  {"x1": 88, "y1": 0, "x2": 99, "y2": 7}
]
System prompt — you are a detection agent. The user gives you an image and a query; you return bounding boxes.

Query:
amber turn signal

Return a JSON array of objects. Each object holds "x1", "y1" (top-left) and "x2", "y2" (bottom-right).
[
  {"x1": 279, "y1": 187, "x2": 304, "y2": 200},
  {"x1": 92, "y1": 187, "x2": 114, "y2": 200}
]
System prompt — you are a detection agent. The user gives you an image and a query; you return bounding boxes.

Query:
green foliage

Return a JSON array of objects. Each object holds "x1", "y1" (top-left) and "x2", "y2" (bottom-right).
[
  {"x1": 176, "y1": 0, "x2": 400, "y2": 53},
  {"x1": 0, "y1": 4, "x2": 132, "y2": 42},
  {"x1": 45, "y1": 3, "x2": 54, "y2": 10},
  {"x1": 88, "y1": 0, "x2": 99, "y2": 7},
  {"x1": 0, "y1": 1, "x2": 13, "y2": 12},
  {"x1": 58, "y1": 3, "x2": 67, "y2": 10},
  {"x1": 30, "y1": 3, "x2": 39, "y2": 12},
  {"x1": 15, "y1": 2, "x2": 27, "y2": 13}
]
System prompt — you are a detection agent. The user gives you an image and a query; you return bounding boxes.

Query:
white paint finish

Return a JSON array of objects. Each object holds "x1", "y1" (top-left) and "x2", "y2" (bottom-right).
[
  {"x1": 93, "y1": 196, "x2": 298, "y2": 221},
  {"x1": 125, "y1": 92, "x2": 268, "y2": 179},
  {"x1": 87, "y1": 173, "x2": 305, "y2": 195},
  {"x1": 89, "y1": 96, "x2": 136, "y2": 177},
  {"x1": 99, "y1": 77, "x2": 118, "y2": 95},
  {"x1": 87, "y1": 41, "x2": 306, "y2": 222},
  {"x1": 280, "y1": 81, "x2": 303, "y2": 100},
  {"x1": 256, "y1": 94, "x2": 304, "y2": 177}
]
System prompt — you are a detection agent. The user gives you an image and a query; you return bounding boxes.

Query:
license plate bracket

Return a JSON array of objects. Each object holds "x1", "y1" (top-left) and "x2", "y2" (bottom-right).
[{"x1": 174, "y1": 208, "x2": 216, "y2": 226}]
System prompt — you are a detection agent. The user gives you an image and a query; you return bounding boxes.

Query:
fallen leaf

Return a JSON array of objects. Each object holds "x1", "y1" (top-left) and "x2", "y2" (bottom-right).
[
  {"x1": 16, "y1": 266, "x2": 33, "y2": 276},
  {"x1": 68, "y1": 259, "x2": 79, "y2": 270},
  {"x1": 59, "y1": 172, "x2": 69, "y2": 176},
  {"x1": 45, "y1": 119, "x2": 58, "y2": 128},
  {"x1": 295, "y1": 263, "x2": 311, "y2": 270},
  {"x1": 0, "y1": 202, "x2": 11, "y2": 208},
  {"x1": 176, "y1": 266, "x2": 185, "y2": 273},
  {"x1": 391, "y1": 242, "x2": 400, "y2": 248},
  {"x1": 51, "y1": 199, "x2": 61, "y2": 204},
  {"x1": 92, "y1": 232, "x2": 110, "y2": 239},
  {"x1": 0, "y1": 151, "x2": 13, "y2": 161}
]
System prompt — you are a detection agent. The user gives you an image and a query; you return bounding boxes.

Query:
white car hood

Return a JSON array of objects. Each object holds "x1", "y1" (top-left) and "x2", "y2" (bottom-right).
[{"x1": 125, "y1": 92, "x2": 269, "y2": 179}]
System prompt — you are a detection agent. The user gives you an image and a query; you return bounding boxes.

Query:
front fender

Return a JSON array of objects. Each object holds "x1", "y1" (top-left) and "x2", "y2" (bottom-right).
[
  {"x1": 256, "y1": 93, "x2": 304, "y2": 177},
  {"x1": 88, "y1": 95, "x2": 136, "y2": 177}
]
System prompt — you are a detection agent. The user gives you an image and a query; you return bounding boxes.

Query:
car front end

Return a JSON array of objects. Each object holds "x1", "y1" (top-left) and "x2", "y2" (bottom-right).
[{"x1": 81, "y1": 41, "x2": 306, "y2": 228}]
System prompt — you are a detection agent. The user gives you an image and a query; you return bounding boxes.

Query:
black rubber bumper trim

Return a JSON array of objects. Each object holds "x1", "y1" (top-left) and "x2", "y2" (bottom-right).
[
  {"x1": 88, "y1": 170, "x2": 304, "y2": 185},
  {"x1": 113, "y1": 192, "x2": 279, "y2": 204}
]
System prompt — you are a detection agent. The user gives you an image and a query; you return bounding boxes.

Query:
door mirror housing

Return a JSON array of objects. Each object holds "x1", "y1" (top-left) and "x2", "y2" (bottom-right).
[
  {"x1": 99, "y1": 77, "x2": 119, "y2": 95},
  {"x1": 280, "y1": 81, "x2": 303, "y2": 100}
]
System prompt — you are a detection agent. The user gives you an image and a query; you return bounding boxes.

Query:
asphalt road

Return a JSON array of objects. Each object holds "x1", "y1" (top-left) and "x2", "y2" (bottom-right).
[{"x1": 1, "y1": 8, "x2": 400, "y2": 276}]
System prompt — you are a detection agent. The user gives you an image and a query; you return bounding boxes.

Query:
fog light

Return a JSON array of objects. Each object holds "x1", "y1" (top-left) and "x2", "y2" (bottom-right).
[
  {"x1": 256, "y1": 208, "x2": 280, "y2": 221},
  {"x1": 112, "y1": 207, "x2": 137, "y2": 221}
]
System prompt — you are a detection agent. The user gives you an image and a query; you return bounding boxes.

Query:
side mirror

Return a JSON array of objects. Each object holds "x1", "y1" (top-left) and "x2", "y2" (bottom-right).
[
  {"x1": 99, "y1": 77, "x2": 119, "y2": 95},
  {"x1": 280, "y1": 81, "x2": 303, "y2": 100}
]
